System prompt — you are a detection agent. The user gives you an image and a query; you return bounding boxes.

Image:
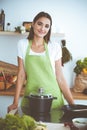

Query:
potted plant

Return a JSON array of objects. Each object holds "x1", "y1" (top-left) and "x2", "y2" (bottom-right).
[{"x1": 73, "y1": 57, "x2": 87, "y2": 92}]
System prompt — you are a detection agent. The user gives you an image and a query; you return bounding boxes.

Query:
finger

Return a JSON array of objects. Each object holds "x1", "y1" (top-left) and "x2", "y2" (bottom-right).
[
  {"x1": 7, "y1": 106, "x2": 11, "y2": 113},
  {"x1": 7, "y1": 105, "x2": 13, "y2": 113}
]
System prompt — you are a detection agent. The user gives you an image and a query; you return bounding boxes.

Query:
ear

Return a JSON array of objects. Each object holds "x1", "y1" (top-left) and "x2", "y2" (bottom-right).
[{"x1": 31, "y1": 22, "x2": 34, "y2": 27}]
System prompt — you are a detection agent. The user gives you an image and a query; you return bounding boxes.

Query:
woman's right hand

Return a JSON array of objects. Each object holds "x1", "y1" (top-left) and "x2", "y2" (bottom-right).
[{"x1": 7, "y1": 103, "x2": 18, "y2": 113}]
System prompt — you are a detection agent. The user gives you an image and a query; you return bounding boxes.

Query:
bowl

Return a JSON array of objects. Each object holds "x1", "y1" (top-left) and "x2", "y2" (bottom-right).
[{"x1": 72, "y1": 118, "x2": 87, "y2": 130}]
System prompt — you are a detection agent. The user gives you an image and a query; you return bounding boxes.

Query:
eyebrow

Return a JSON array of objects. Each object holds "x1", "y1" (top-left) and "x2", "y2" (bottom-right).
[{"x1": 37, "y1": 21, "x2": 50, "y2": 26}]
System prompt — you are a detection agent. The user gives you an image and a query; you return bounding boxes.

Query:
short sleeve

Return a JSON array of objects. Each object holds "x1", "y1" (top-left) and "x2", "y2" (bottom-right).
[
  {"x1": 17, "y1": 40, "x2": 23, "y2": 59},
  {"x1": 17, "y1": 39, "x2": 28, "y2": 60},
  {"x1": 55, "y1": 43, "x2": 62, "y2": 61}
]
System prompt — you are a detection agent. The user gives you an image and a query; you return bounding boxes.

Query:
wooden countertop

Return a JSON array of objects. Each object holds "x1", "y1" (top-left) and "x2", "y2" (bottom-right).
[
  {"x1": 0, "y1": 87, "x2": 87, "y2": 100},
  {"x1": 70, "y1": 88, "x2": 87, "y2": 100},
  {"x1": 0, "y1": 86, "x2": 24, "y2": 96}
]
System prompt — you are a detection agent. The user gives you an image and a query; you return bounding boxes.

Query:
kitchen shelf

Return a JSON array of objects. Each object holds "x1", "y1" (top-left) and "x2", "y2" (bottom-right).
[
  {"x1": 0, "y1": 31, "x2": 28, "y2": 36},
  {"x1": 0, "y1": 31, "x2": 65, "y2": 37}
]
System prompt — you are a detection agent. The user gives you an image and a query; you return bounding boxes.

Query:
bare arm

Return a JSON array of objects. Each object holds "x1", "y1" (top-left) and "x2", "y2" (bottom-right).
[
  {"x1": 55, "y1": 58, "x2": 74, "y2": 105},
  {"x1": 8, "y1": 57, "x2": 26, "y2": 112}
]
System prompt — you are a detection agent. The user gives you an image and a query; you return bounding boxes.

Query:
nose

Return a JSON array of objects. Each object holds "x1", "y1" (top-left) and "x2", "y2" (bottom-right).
[{"x1": 41, "y1": 25, "x2": 45, "y2": 31}]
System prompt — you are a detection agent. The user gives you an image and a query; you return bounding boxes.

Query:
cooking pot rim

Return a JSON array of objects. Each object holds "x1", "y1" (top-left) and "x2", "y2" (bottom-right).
[
  {"x1": 27, "y1": 94, "x2": 57, "y2": 99},
  {"x1": 25, "y1": 94, "x2": 57, "y2": 99},
  {"x1": 61, "y1": 104, "x2": 87, "y2": 112}
]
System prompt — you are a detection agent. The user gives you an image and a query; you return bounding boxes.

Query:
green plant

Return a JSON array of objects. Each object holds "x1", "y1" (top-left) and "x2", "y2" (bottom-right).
[
  {"x1": 73, "y1": 57, "x2": 87, "y2": 75},
  {"x1": 0, "y1": 114, "x2": 36, "y2": 130},
  {"x1": 0, "y1": 114, "x2": 47, "y2": 130},
  {"x1": 15, "y1": 26, "x2": 26, "y2": 33}
]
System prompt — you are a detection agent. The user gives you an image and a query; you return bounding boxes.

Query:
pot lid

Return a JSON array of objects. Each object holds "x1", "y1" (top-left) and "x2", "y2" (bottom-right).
[
  {"x1": 29, "y1": 88, "x2": 53, "y2": 99},
  {"x1": 29, "y1": 93, "x2": 53, "y2": 99}
]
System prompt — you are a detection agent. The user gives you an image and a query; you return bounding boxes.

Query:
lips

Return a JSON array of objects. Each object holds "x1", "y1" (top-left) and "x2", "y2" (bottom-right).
[{"x1": 38, "y1": 30, "x2": 46, "y2": 35}]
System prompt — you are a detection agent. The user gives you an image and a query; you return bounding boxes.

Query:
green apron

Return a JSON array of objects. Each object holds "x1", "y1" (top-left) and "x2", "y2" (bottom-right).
[{"x1": 21, "y1": 40, "x2": 64, "y2": 114}]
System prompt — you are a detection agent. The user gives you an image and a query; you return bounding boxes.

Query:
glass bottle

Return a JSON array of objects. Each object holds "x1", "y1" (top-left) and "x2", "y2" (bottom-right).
[
  {"x1": 6, "y1": 22, "x2": 11, "y2": 31},
  {"x1": 0, "y1": 9, "x2": 5, "y2": 31}
]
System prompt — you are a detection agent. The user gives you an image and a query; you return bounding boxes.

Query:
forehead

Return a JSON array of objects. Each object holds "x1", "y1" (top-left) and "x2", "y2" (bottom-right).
[{"x1": 35, "y1": 17, "x2": 51, "y2": 25}]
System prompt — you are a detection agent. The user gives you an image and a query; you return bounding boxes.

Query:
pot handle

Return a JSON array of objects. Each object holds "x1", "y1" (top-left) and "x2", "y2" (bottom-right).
[
  {"x1": 53, "y1": 97, "x2": 57, "y2": 100},
  {"x1": 24, "y1": 95, "x2": 30, "y2": 98}
]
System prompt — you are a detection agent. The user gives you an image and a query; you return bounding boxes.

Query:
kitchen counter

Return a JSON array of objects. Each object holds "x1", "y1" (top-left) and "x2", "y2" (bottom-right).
[
  {"x1": 45, "y1": 123, "x2": 70, "y2": 130},
  {"x1": 0, "y1": 87, "x2": 87, "y2": 100},
  {"x1": 70, "y1": 88, "x2": 87, "y2": 100}
]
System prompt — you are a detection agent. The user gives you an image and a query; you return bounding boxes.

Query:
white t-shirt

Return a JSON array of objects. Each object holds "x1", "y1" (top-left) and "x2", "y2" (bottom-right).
[{"x1": 17, "y1": 39, "x2": 62, "y2": 73}]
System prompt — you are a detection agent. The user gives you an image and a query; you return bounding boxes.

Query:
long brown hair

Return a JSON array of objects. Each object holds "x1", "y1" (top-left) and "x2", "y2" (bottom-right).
[{"x1": 27, "y1": 11, "x2": 52, "y2": 43}]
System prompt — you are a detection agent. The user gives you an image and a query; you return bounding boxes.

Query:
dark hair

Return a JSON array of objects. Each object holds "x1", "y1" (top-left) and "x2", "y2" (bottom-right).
[{"x1": 27, "y1": 11, "x2": 52, "y2": 43}]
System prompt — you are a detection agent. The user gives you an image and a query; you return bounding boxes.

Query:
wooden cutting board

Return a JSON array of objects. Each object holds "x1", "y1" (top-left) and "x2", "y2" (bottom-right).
[{"x1": 0, "y1": 61, "x2": 18, "y2": 75}]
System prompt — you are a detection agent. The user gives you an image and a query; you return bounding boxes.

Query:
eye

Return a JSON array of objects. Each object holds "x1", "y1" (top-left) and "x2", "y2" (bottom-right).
[
  {"x1": 37, "y1": 22, "x2": 43, "y2": 26},
  {"x1": 45, "y1": 24, "x2": 50, "y2": 28}
]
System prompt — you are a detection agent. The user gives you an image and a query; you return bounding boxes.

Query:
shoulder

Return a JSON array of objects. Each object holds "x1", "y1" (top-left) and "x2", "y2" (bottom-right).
[
  {"x1": 17, "y1": 38, "x2": 28, "y2": 48},
  {"x1": 17, "y1": 39, "x2": 29, "y2": 59},
  {"x1": 48, "y1": 41, "x2": 62, "y2": 60},
  {"x1": 48, "y1": 41, "x2": 61, "y2": 51}
]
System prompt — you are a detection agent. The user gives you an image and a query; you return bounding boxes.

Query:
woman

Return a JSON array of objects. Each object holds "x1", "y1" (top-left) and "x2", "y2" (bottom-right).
[{"x1": 8, "y1": 11, "x2": 74, "y2": 114}]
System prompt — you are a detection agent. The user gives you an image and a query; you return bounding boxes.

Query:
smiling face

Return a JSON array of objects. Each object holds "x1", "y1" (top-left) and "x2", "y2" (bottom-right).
[
  {"x1": 28, "y1": 12, "x2": 52, "y2": 43},
  {"x1": 32, "y1": 17, "x2": 51, "y2": 39}
]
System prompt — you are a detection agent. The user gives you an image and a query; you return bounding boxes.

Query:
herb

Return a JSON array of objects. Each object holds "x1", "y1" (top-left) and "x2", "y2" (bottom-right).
[
  {"x1": 75, "y1": 120, "x2": 87, "y2": 124},
  {"x1": 74, "y1": 57, "x2": 87, "y2": 75},
  {"x1": 61, "y1": 40, "x2": 72, "y2": 66},
  {"x1": 0, "y1": 114, "x2": 36, "y2": 130},
  {"x1": 0, "y1": 114, "x2": 47, "y2": 130},
  {"x1": 15, "y1": 26, "x2": 26, "y2": 33}
]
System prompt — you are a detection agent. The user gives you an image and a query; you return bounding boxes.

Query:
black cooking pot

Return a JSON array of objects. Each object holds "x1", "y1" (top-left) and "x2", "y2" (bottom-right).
[
  {"x1": 61, "y1": 104, "x2": 87, "y2": 119},
  {"x1": 25, "y1": 88, "x2": 57, "y2": 114},
  {"x1": 60, "y1": 104, "x2": 87, "y2": 123}
]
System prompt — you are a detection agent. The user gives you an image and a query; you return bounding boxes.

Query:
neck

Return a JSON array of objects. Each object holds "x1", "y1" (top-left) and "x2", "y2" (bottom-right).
[{"x1": 32, "y1": 38, "x2": 44, "y2": 46}]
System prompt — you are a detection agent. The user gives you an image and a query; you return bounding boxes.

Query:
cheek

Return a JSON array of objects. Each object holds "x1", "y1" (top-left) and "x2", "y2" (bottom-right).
[
  {"x1": 33, "y1": 25, "x2": 40, "y2": 32},
  {"x1": 33, "y1": 26, "x2": 38, "y2": 33},
  {"x1": 46, "y1": 28, "x2": 50, "y2": 34}
]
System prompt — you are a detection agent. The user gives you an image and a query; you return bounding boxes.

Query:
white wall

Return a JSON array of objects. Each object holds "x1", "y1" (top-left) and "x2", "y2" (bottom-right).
[{"x1": 0, "y1": 0, "x2": 87, "y2": 87}]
